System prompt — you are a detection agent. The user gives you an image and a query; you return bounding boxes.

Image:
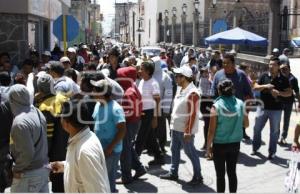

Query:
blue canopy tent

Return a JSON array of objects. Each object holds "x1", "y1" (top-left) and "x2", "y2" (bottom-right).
[{"x1": 205, "y1": 27, "x2": 268, "y2": 46}]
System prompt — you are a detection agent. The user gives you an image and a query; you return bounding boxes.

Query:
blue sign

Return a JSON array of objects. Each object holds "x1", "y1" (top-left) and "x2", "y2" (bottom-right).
[
  {"x1": 213, "y1": 19, "x2": 228, "y2": 34},
  {"x1": 53, "y1": 15, "x2": 79, "y2": 42}
]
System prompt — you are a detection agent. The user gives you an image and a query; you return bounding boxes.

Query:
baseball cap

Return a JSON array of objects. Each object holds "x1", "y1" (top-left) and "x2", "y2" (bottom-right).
[
  {"x1": 60, "y1": 56, "x2": 71, "y2": 63},
  {"x1": 67, "y1": 47, "x2": 76, "y2": 53},
  {"x1": 82, "y1": 45, "x2": 88, "y2": 49},
  {"x1": 42, "y1": 51, "x2": 51, "y2": 57},
  {"x1": 272, "y1": 48, "x2": 279, "y2": 53},
  {"x1": 173, "y1": 65, "x2": 193, "y2": 78}
]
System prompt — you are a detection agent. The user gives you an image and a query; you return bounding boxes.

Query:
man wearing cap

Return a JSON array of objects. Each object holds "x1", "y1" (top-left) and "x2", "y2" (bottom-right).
[
  {"x1": 279, "y1": 48, "x2": 290, "y2": 66},
  {"x1": 272, "y1": 48, "x2": 280, "y2": 58},
  {"x1": 160, "y1": 65, "x2": 203, "y2": 185},
  {"x1": 60, "y1": 56, "x2": 80, "y2": 81},
  {"x1": 42, "y1": 51, "x2": 51, "y2": 65},
  {"x1": 279, "y1": 63, "x2": 300, "y2": 145},
  {"x1": 67, "y1": 47, "x2": 85, "y2": 71}
]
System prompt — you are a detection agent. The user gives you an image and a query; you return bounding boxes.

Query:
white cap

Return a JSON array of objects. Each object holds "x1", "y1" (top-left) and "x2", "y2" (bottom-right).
[
  {"x1": 67, "y1": 47, "x2": 76, "y2": 53},
  {"x1": 82, "y1": 45, "x2": 88, "y2": 49},
  {"x1": 173, "y1": 65, "x2": 193, "y2": 78},
  {"x1": 273, "y1": 48, "x2": 279, "y2": 53},
  {"x1": 60, "y1": 56, "x2": 70, "y2": 63},
  {"x1": 42, "y1": 51, "x2": 51, "y2": 56}
]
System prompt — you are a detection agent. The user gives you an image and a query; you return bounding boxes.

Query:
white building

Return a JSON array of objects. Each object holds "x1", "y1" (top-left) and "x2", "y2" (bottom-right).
[{"x1": 140, "y1": 0, "x2": 206, "y2": 46}]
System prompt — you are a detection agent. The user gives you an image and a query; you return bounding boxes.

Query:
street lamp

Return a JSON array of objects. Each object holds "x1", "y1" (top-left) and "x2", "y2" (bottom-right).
[
  {"x1": 137, "y1": 17, "x2": 144, "y2": 48},
  {"x1": 181, "y1": 4, "x2": 187, "y2": 44},
  {"x1": 194, "y1": 0, "x2": 200, "y2": 13},
  {"x1": 212, "y1": 0, "x2": 217, "y2": 8},
  {"x1": 232, "y1": 0, "x2": 242, "y2": 52},
  {"x1": 164, "y1": 10, "x2": 169, "y2": 43},
  {"x1": 182, "y1": 3, "x2": 187, "y2": 14},
  {"x1": 171, "y1": 7, "x2": 177, "y2": 43},
  {"x1": 172, "y1": 7, "x2": 177, "y2": 16},
  {"x1": 193, "y1": 0, "x2": 200, "y2": 46},
  {"x1": 164, "y1": 10, "x2": 169, "y2": 17}
]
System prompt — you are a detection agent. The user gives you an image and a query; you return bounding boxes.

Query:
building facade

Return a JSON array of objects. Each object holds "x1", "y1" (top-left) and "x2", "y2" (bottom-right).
[
  {"x1": 0, "y1": 0, "x2": 71, "y2": 65},
  {"x1": 115, "y1": 2, "x2": 136, "y2": 42}
]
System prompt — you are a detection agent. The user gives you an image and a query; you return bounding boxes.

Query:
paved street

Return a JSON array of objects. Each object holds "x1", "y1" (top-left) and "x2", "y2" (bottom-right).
[
  {"x1": 115, "y1": 59, "x2": 300, "y2": 193},
  {"x1": 114, "y1": 110, "x2": 298, "y2": 193},
  {"x1": 5, "y1": 59, "x2": 300, "y2": 193}
]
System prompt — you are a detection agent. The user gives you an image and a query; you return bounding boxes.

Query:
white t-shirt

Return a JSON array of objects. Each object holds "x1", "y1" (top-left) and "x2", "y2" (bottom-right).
[{"x1": 138, "y1": 77, "x2": 160, "y2": 110}]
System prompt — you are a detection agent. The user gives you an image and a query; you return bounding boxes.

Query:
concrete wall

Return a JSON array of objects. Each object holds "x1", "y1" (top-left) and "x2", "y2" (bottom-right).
[
  {"x1": 0, "y1": 13, "x2": 29, "y2": 65},
  {"x1": 0, "y1": 0, "x2": 28, "y2": 14}
]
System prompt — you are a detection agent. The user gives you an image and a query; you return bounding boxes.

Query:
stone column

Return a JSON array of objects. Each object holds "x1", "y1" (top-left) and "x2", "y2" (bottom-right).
[
  {"x1": 164, "y1": 16, "x2": 169, "y2": 43},
  {"x1": 192, "y1": 11, "x2": 199, "y2": 46},
  {"x1": 267, "y1": 0, "x2": 281, "y2": 56},
  {"x1": 171, "y1": 15, "x2": 177, "y2": 43},
  {"x1": 181, "y1": 14, "x2": 186, "y2": 44}
]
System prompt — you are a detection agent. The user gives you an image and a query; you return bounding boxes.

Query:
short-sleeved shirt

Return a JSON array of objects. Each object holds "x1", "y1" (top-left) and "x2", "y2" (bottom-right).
[
  {"x1": 281, "y1": 73, "x2": 299, "y2": 104},
  {"x1": 211, "y1": 69, "x2": 253, "y2": 101},
  {"x1": 138, "y1": 77, "x2": 160, "y2": 110},
  {"x1": 93, "y1": 100, "x2": 125, "y2": 153},
  {"x1": 258, "y1": 73, "x2": 290, "y2": 110}
]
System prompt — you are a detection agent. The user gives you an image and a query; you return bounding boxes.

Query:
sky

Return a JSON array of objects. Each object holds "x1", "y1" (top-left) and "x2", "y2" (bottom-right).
[{"x1": 97, "y1": 0, "x2": 137, "y2": 35}]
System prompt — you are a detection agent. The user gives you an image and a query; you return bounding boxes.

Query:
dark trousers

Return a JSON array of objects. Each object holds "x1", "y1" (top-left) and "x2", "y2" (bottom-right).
[
  {"x1": 121, "y1": 121, "x2": 144, "y2": 181},
  {"x1": 50, "y1": 173, "x2": 64, "y2": 193},
  {"x1": 135, "y1": 109, "x2": 162, "y2": 158},
  {"x1": 156, "y1": 114, "x2": 167, "y2": 150},
  {"x1": 281, "y1": 103, "x2": 293, "y2": 139},
  {"x1": 200, "y1": 97, "x2": 213, "y2": 147},
  {"x1": 213, "y1": 143, "x2": 240, "y2": 193}
]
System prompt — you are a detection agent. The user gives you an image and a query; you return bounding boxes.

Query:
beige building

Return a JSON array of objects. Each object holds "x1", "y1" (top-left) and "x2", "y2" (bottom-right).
[{"x1": 0, "y1": 0, "x2": 71, "y2": 65}]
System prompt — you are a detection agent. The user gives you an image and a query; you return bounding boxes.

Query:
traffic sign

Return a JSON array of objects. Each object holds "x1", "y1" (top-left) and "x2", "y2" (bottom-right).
[
  {"x1": 213, "y1": 19, "x2": 228, "y2": 34},
  {"x1": 53, "y1": 15, "x2": 79, "y2": 42}
]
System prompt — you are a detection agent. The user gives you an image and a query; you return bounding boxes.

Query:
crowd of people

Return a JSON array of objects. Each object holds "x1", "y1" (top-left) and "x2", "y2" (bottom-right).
[{"x1": 0, "y1": 41, "x2": 299, "y2": 193}]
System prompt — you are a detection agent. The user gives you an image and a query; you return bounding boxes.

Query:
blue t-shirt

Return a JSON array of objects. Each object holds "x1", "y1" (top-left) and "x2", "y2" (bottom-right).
[
  {"x1": 93, "y1": 100, "x2": 125, "y2": 153},
  {"x1": 211, "y1": 69, "x2": 253, "y2": 100}
]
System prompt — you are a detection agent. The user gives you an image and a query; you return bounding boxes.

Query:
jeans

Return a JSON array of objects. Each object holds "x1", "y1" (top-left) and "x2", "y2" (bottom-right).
[
  {"x1": 213, "y1": 143, "x2": 240, "y2": 193},
  {"x1": 11, "y1": 167, "x2": 49, "y2": 193},
  {"x1": 120, "y1": 121, "x2": 144, "y2": 182},
  {"x1": 252, "y1": 109, "x2": 282, "y2": 155},
  {"x1": 106, "y1": 152, "x2": 121, "y2": 193},
  {"x1": 135, "y1": 109, "x2": 162, "y2": 159},
  {"x1": 281, "y1": 103, "x2": 293, "y2": 139},
  {"x1": 170, "y1": 130, "x2": 202, "y2": 179}
]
